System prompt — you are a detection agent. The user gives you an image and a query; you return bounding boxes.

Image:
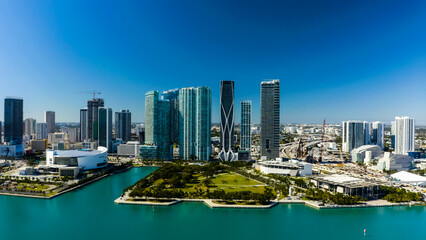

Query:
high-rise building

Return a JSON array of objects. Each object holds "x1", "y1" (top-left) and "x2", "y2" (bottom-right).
[
  {"x1": 136, "y1": 124, "x2": 145, "y2": 144},
  {"x1": 260, "y1": 80, "x2": 280, "y2": 160},
  {"x1": 145, "y1": 91, "x2": 171, "y2": 159},
  {"x1": 0, "y1": 121, "x2": 2, "y2": 144},
  {"x1": 395, "y1": 116, "x2": 415, "y2": 155},
  {"x1": 24, "y1": 118, "x2": 35, "y2": 137},
  {"x1": 87, "y1": 98, "x2": 104, "y2": 141},
  {"x1": 219, "y1": 80, "x2": 235, "y2": 161},
  {"x1": 4, "y1": 97, "x2": 23, "y2": 146},
  {"x1": 115, "y1": 110, "x2": 131, "y2": 142},
  {"x1": 62, "y1": 127, "x2": 79, "y2": 143},
  {"x1": 240, "y1": 100, "x2": 252, "y2": 151},
  {"x1": 363, "y1": 121, "x2": 371, "y2": 145},
  {"x1": 44, "y1": 111, "x2": 55, "y2": 134},
  {"x1": 371, "y1": 121, "x2": 385, "y2": 149},
  {"x1": 342, "y1": 121, "x2": 365, "y2": 152},
  {"x1": 80, "y1": 108, "x2": 88, "y2": 141},
  {"x1": 36, "y1": 122, "x2": 48, "y2": 140},
  {"x1": 162, "y1": 89, "x2": 179, "y2": 144},
  {"x1": 98, "y1": 107, "x2": 113, "y2": 152},
  {"x1": 179, "y1": 87, "x2": 211, "y2": 161}
]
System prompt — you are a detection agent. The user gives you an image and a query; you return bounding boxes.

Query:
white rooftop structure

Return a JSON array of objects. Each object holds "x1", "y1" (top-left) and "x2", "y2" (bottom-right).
[
  {"x1": 256, "y1": 160, "x2": 312, "y2": 177},
  {"x1": 322, "y1": 174, "x2": 363, "y2": 184},
  {"x1": 390, "y1": 171, "x2": 426, "y2": 186},
  {"x1": 46, "y1": 146, "x2": 108, "y2": 170}
]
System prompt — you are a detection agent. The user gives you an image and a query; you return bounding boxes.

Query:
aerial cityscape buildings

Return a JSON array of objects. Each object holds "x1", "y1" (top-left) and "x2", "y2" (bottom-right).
[
  {"x1": 35, "y1": 122, "x2": 48, "y2": 140},
  {"x1": 342, "y1": 121, "x2": 365, "y2": 152},
  {"x1": 239, "y1": 100, "x2": 252, "y2": 161},
  {"x1": 86, "y1": 98, "x2": 104, "y2": 141},
  {"x1": 219, "y1": 80, "x2": 235, "y2": 161},
  {"x1": 24, "y1": 118, "x2": 35, "y2": 137},
  {"x1": 395, "y1": 116, "x2": 415, "y2": 155},
  {"x1": 44, "y1": 111, "x2": 55, "y2": 134},
  {"x1": 4, "y1": 97, "x2": 23, "y2": 146},
  {"x1": 260, "y1": 80, "x2": 280, "y2": 160},
  {"x1": 115, "y1": 110, "x2": 132, "y2": 142},
  {"x1": 144, "y1": 91, "x2": 171, "y2": 160},
  {"x1": 179, "y1": 87, "x2": 211, "y2": 161},
  {"x1": 98, "y1": 107, "x2": 113, "y2": 152},
  {"x1": 162, "y1": 89, "x2": 180, "y2": 144}
]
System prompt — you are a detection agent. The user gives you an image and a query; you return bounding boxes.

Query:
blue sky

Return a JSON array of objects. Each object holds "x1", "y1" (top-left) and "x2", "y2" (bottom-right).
[{"x1": 0, "y1": 0, "x2": 425, "y2": 124}]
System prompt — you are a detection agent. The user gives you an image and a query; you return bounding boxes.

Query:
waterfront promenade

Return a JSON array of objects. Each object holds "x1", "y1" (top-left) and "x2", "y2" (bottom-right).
[{"x1": 115, "y1": 194, "x2": 423, "y2": 209}]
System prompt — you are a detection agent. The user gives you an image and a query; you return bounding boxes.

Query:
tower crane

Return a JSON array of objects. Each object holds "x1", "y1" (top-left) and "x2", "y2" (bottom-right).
[
  {"x1": 318, "y1": 118, "x2": 326, "y2": 162},
  {"x1": 78, "y1": 90, "x2": 102, "y2": 99}
]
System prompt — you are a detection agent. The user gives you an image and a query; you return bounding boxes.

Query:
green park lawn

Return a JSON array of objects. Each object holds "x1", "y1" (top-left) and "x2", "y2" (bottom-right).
[
  {"x1": 179, "y1": 172, "x2": 273, "y2": 195},
  {"x1": 16, "y1": 183, "x2": 50, "y2": 191}
]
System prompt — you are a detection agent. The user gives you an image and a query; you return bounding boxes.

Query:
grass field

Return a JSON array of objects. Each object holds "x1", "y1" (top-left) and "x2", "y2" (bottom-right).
[
  {"x1": 178, "y1": 172, "x2": 273, "y2": 195},
  {"x1": 16, "y1": 183, "x2": 50, "y2": 191}
]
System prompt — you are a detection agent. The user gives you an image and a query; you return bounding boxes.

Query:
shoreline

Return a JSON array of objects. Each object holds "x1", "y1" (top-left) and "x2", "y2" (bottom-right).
[
  {"x1": 115, "y1": 196, "x2": 423, "y2": 209},
  {"x1": 0, "y1": 165, "x2": 133, "y2": 200}
]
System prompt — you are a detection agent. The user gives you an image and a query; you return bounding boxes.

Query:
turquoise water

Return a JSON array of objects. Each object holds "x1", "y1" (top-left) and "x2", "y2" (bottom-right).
[{"x1": 1, "y1": 167, "x2": 425, "y2": 240}]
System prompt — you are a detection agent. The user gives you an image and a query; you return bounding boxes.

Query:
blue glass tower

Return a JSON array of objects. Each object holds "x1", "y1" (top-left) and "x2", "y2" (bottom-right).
[
  {"x1": 145, "y1": 91, "x2": 171, "y2": 160},
  {"x1": 4, "y1": 97, "x2": 23, "y2": 145}
]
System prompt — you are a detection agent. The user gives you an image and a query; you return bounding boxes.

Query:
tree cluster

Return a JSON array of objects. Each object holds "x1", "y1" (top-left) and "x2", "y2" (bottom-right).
[{"x1": 382, "y1": 186, "x2": 423, "y2": 203}]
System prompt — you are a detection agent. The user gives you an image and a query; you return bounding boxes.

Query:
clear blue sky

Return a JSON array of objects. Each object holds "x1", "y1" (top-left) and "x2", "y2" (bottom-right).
[{"x1": 0, "y1": 0, "x2": 425, "y2": 124}]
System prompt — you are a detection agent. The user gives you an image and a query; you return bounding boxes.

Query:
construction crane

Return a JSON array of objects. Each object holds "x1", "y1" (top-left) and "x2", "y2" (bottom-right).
[
  {"x1": 78, "y1": 90, "x2": 102, "y2": 99},
  {"x1": 296, "y1": 126, "x2": 307, "y2": 159},
  {"x1": 318, "y1": 118, "x2": 326, "y2": 162}
]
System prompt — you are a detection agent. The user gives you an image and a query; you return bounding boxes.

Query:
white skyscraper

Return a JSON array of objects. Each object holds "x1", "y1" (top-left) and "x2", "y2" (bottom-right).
[{"x1": 395, "y1": 116, "x2": 415, "y2": 155}]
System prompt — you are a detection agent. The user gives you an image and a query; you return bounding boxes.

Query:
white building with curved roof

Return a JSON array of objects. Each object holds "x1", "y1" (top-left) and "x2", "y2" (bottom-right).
[
  {"x1": 46, "y1": 147, "x2": 108, "y2": 170},
  {"x1": 351, "y1": 145, "x2": 383, "y2": 164}
]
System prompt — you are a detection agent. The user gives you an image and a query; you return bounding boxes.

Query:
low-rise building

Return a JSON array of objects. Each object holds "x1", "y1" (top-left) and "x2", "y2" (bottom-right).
[
  {"x1": 140, "y1": 145, "x2": 157, "y2": 159},
  {"x1": 117, "y1": 141, "x2": 141, "y2": 157},
  {"x1": 255, "y1": 160, "x2": 312, "y2": 177},
  {"x1": 30, "y1": 139, "x2": 48, "y2": 152},
  {"x1": 48, "y1": 132, "x2": 66, "y2": 145},
  {"x1": 390, "y1": 171, "x2": 426, "y2": 187},
  {"x1": 376, "y1": 152, "x2": 413, "y2": 171},
  {"x1": 310, "y1": 174, "x2": 381, "y2": 200},
  {"x1": 237, "y1": 150, "x2": 251, "y2": 161}
]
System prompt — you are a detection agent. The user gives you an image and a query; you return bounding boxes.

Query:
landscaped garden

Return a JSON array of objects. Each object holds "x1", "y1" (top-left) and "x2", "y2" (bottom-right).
[{"x1": 124, "y1": 162, "x2": 276, "y2": 204}]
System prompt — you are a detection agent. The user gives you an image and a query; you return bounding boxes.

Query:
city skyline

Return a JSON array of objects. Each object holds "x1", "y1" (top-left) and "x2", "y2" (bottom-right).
[{"x1": 0, "y1": 1, "x2": 426, "y2": 124}]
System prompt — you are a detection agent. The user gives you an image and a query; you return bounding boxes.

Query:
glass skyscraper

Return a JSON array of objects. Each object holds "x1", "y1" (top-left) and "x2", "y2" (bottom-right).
[
  {"x1": 145, "y1": 91, "x2": 171, "y2": 160},
  {"x1": 219, "y1": 81, "x2": 235, "y2": 161},
  {"x1": 240, "y1": 100, "x2": 252, "y2": 151},
  {"x1": 87, "y1": 98, "x2": 104, "y2": 141},
  {"x1": 162, "y1": 89, "x2": 179, "y2": 144},
  {"x1": 98, "y1": 107, "x2": 113, "y2": 152},
  {"x1": 371, "y1": 121, "x2": 385, "y2": 149},
  {"x1": 80, "y1": 108, "x2": 87, "y2": 142},
  {"x1": 4, "y1": 97, "x2": 23, "y2": 145},
  {"x1": 179, "y1": 87, "x2": 211, "y2": 161},
  {"x1": 260, "y1": 80, "x2": 280, "y2": 160},
  {"x1": 342, "y1": 121, "x2": 365, "y2": 152},
  {"x1": 115, "y1": 110, "x2": 131, "y2": 142}
]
